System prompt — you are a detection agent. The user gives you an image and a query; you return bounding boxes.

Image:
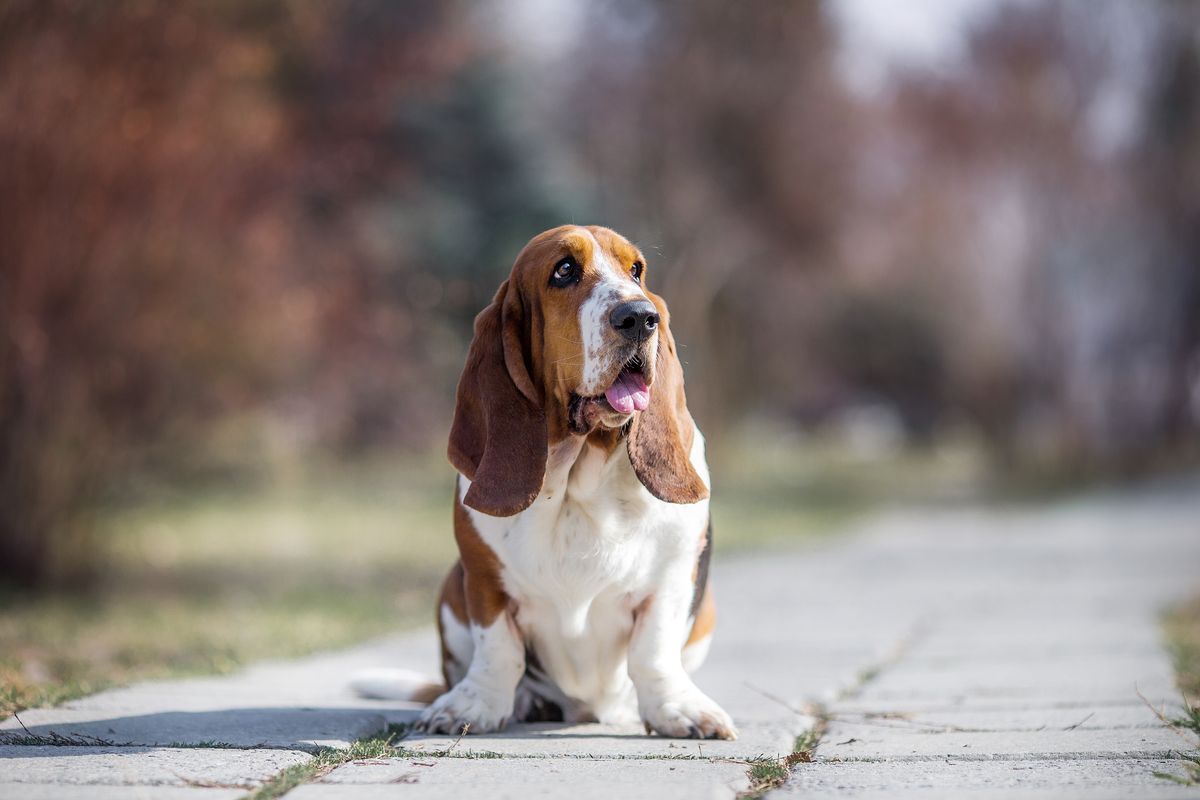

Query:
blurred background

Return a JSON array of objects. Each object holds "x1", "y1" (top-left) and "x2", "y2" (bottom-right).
[{"x1": 2, "y1": 0, "x2": 1198, "y2": 715}]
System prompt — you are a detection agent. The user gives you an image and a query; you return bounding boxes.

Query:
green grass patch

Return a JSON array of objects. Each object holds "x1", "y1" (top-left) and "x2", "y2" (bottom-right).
[
  {"x1": 738, "y1": 711, "x2": 828, "y2": 798},
  {"x1": 248, "y1": 726, "x2": 412, "y2": 800},
  {"x1": 744, "y1": 759, "x2": 789, "y2": 792},
  {"x1": 792, "y1": 723, "x2": 824, "y2": 760}
]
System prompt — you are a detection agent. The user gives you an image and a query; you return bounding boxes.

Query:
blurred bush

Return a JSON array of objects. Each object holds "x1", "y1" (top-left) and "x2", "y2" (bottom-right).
[{"x1": 1, "y1": 0, "x2": 1198, "y2": 584}]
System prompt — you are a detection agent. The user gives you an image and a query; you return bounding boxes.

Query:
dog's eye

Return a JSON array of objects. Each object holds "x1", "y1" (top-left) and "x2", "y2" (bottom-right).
[
  {"x1": 550, "y1": 257, "x2": 578, "y2": 287},
  {"x1": 631, "y1": 261, "x2": 644, "y2": 283}
]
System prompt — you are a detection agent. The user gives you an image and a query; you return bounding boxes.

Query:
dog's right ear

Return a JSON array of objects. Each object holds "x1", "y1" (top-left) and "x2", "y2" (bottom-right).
[{"x1": 448, "y1": 280, "x2": 547, "y2": 517}]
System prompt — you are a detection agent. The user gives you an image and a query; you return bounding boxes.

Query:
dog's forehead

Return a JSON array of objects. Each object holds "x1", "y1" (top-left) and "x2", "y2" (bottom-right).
[
  {"x1": 583, "y1": 226, "x2": 641, "y2": 268},
  {"x1": 515, "y1": 226, "x2": 641, "y2": 275}
]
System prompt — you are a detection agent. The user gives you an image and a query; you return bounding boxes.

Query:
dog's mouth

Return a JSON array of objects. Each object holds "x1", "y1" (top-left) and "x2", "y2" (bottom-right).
[
  {"x1": 569, "y1": 354, "x2": 652, "y2": 434},
  {"x1": 602, "y1": 354, "x2": 651, "y2": 415}
]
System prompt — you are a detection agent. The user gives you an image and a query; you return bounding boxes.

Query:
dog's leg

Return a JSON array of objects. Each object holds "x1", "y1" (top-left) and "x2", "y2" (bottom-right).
[
  {"x1": 417, "y1": 612, "x2": 524, "y2": 734},
  {"x1": 416, "y1": 555, "x2": 524, "y2": 734},
  {"x1": 628, "y1": 567, "x2": 737, "y2": 740}
]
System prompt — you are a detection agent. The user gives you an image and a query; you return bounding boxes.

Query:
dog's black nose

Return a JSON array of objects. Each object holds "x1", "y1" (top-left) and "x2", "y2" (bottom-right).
[{"x1": 609, "y1": 300, "x2": 659, "y2": 341}]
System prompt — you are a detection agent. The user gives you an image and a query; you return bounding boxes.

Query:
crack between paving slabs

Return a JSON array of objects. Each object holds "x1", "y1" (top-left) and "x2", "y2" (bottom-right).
[
  {"x1": 807, "y1": 624, "x2": 1199, "y2": 788},
  {"x1": 737, "y1": 621, "x2": 927, "y2": 799},
  {"x1": 196, "y1": 622, "x2": 937, "y2": 799},
  {"x1": 246, "y1": 720, "x2": 759, "y2": 799}
]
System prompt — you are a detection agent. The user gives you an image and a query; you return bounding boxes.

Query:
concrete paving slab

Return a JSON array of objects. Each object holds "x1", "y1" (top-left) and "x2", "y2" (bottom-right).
[
  {"x1": 0, "y1": 745, "x2": 309, "y2": 786},
  {"x1": 4, "y1": 479, "x2": 1200, "y2": 799},
  {"x1": 0, "y1": 629, "x2": 440, "y2": 749},
  {"x1": 1, "y1": 707, "x2": 389, "y2": 750},
  {"x1": 824, "y1": 702, "x2": 1167, "y2": 733},
  {"x1": 400, "y1": 718, "x2": 808, "y2": 761},
  {"x1": 698, "y1": 650, "x2": 888, "y2": 718},
  {"x1": 850, "y1": 656, "x2": 1177, "y2": 707},
  {"x1": 816, "y1": 720, "x2": 1185, "y2": 761},
  {"x1": 290, "y1": 757, "x2": 751, "y2": 800},
  {"x1": 904, "y1": 636, "x2": 1167, "y2": 661},
  {"x1": 830, "y1": 694, "x2": 1162, "y2": 715},
  {"x1": 0, "y1": 786, "x2": 247, "y2": 800},
  {"x1": 851, "y1": 681, "x2": 1180, "y2": 710},
  {"x1": 775, "y1": 757, "x2": 1200, "y2": 798}
]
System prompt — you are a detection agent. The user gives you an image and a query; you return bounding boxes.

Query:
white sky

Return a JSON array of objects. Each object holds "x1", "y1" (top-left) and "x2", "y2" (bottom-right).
[
  {"x1": 830, "y1": 0, "x2": 1002, "y2": 93},
  {"x1": 495, "y1": 0, "x2": 1003, "y2": 92}
]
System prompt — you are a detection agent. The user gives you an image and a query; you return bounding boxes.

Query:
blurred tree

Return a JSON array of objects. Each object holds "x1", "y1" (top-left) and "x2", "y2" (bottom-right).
[
  {"x1": 563, "y1": 0, "x2": 857, "y2": 436},
  {"x1": 878, "y1": 0, "x2": 1200, "y2": 473},
  {"x1": 3, "y1": 0, "x2": 1199, "y2": 586},
  {"x1": 0, "y1": 0, "x2": 564, "y2": 585},
  {"x1": 1136, "y1": 0, "x2": 1200, "y2": 458},
  {"x1": 555, "y1": 0, "x2": 1199, "y2": 474},
  {"x1": 0, "y1": 0, "x2": 299, "y2": 584}
]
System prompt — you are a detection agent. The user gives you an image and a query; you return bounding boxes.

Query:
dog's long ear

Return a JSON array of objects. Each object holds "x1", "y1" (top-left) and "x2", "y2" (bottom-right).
[
  {"x1": 627, "y1": 296, "x2": 709, "y2": 505},
  {"x1": 448, "y1": 280, "x2": 547, "y2": 516}
]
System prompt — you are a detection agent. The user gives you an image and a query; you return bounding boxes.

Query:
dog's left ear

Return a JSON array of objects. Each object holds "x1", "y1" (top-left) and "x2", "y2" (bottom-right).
[{"x1": 627, "y1": 295, "x2": 709, "y2": 505}]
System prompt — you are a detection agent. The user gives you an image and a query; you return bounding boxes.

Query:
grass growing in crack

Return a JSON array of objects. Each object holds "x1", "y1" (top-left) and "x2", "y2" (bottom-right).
[
  {"x1": 738, "y1": 712, "x2": 829, "y2": 799},
  {"x1": 745, "y1": 759, "x2": 789, "y2": 789},
  {"x1": 1154, "y1": 753, "x2": 1200, "y2": 787},
  {"x1": 1171, "y1": 701, "x2": 1200, "y2": 738},
  {"x1": 398, "y1": 746, "x2": 507, "y2": 759},
  {"x1": 792, "y1": 723, "x2": 824, "y2": 761},
  {"x1": 246, "y1": 725, "x2": 412, "y2": 800},
  {"x1": 0, "y1": 714, "x2": 133, "y2": 747},
  {"x1": 0, "y1": 732, "x2": 120, "y2": 747}
]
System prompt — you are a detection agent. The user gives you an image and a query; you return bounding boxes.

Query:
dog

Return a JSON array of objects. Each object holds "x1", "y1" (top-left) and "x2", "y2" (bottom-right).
[{"x1": 354, "y1": 225, "x2": 735, "y2": 740}]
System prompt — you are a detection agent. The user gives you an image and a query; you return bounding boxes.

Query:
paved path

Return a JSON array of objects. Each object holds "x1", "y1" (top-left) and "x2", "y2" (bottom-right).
[{"x1": 3, "y1": 478, "x2": 1200, "y2": 798}]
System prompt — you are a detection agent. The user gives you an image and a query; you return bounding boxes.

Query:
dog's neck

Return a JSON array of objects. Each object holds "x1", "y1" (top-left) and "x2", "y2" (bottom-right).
[{"x1": 542, "y1": 432, "x2": 636, "y2": 504}]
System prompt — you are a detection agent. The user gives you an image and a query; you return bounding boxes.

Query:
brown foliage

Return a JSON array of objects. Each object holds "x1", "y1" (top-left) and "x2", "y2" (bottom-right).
[{"x1": 0, "y1": 1, "x2": 476, "y2": 583}]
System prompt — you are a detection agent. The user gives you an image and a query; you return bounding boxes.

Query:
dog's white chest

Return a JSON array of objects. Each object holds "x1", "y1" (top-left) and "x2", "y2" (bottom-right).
[{"x1": 461, "y1": 434, "x2": 710, "y2": 720}]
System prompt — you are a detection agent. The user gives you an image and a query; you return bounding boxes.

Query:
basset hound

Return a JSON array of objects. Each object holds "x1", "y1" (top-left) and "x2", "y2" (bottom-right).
[{"x1": 355, "y1": 225, "x2": 735, "y2": 740}]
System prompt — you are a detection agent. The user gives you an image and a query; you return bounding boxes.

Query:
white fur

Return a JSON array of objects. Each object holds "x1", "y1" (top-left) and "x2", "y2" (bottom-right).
[
  {"x1": 579, "y1": 282, "x2": 625, "y2": 395},
  {"x1": 435, "y1": 428, "x2": 734, "y2": 738},
  {"x1": 420, "y1": 613, "x2": 526, "y2": 734},
  {"x1": 578, "y1": 232, "x2": 652, "y2": 395},
  {"x1": 349, "y1": 668, "x2": 440, "y2": 701},
  {"x1": 440, "y1": 604, "x2": 472, "y2": 686},
  {"x1": 682, "y1": 634, "x2": 712, "y2": 673}
]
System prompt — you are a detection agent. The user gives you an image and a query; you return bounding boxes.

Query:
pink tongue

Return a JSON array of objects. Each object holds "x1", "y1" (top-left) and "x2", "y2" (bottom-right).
[{"x1": 604, "y1": 370, "x2": 651, "y2": 414}]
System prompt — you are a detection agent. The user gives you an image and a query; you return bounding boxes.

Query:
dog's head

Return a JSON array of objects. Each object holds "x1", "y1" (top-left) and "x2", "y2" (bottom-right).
[{"x1": 448, "y1": 225, "x2": 708, "y2": 516}]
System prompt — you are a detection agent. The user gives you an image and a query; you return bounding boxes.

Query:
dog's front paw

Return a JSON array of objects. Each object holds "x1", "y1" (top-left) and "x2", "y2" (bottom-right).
[
  {"x1": 641, "y1": 687, "x2": 737, "y2": 740},
  {"x1": 414, "y1": 680, "x2": 513, "y2": 735}
]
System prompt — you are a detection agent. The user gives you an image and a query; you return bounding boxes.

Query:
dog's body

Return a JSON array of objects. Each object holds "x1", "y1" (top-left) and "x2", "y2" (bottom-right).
[
  {"x1": 437, "y1": 429, "x2": 718, "y2": 732},
  {"x1": 360, "y1": 225, "x2": 734, "y2": 740}
]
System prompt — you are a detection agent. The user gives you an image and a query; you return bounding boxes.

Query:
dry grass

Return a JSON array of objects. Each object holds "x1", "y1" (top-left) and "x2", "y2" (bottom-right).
[
  {"x1": 1156, "y1": 594, "x2": 1200, "y2": 786},
  {"x1": 0, "y1": 454, "x2": 457, "y2": 719},
  {"x1": 1166, "y1": 594, "x2": 1200, "y2": 709}
]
